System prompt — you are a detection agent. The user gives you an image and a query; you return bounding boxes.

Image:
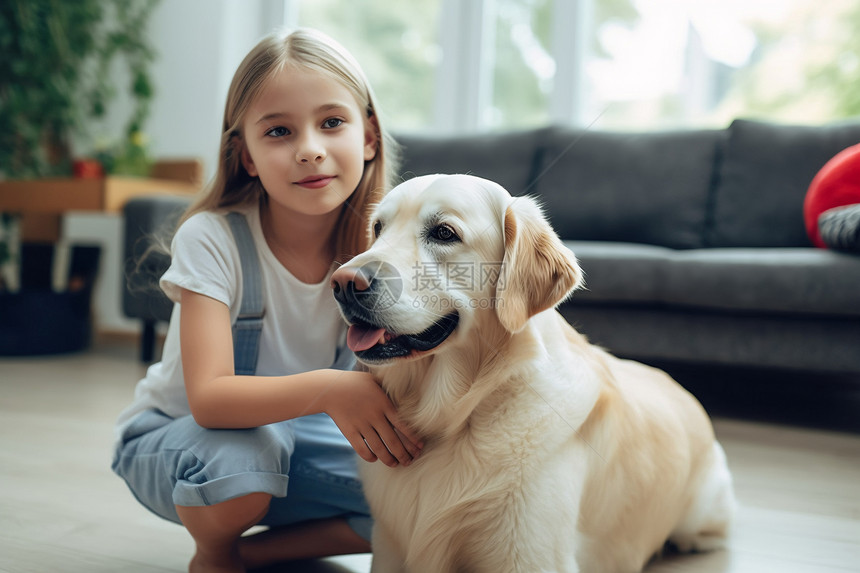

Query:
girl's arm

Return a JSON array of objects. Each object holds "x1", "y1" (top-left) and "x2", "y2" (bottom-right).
[{"x1": 179, "y1": 288, "x2": 422, "y2": 467}]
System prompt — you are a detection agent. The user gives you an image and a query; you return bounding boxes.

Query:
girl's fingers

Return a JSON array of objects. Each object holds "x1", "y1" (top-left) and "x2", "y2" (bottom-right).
[
  {"x1": 387, "y1": 413, "x2": 424, "y2": 453},
  {"x1": 377, "y1": 426, "x2": 417, "y2": 467},
  {"x1": 392, "y1": 426, "x2": 422, "y2": 459},
  {"x1": 362, "y1": 428, "x2": 399, "y2": 467},
  {"x1": 344, "y1": 427, "x2": 377, "y2": 463}
]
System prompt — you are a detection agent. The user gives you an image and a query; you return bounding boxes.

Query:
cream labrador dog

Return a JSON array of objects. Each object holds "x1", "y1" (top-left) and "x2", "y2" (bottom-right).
[{"x1": 331, "y1": 174, "x2": 735, "y2": 573}]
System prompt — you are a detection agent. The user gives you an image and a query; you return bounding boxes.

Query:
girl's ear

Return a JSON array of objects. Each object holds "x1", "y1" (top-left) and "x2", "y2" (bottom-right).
[
  {"x1": 240, "y1": 143, "x2": 258, "y2": 177},
  {"x1": 364, "y1": 114, "x2": 380, "y2": 162}
]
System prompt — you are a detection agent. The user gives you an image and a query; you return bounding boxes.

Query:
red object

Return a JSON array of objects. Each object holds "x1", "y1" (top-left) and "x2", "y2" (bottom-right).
[
  {"x1": 804, "y1": 143, "x2": 860, "y2": 248},
  {"x1": 73, "y1": 159, "x2": 104, "y2": 179}
]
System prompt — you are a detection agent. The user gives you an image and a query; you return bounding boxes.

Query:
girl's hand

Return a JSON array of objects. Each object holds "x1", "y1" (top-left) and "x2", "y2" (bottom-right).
[{"x1": 324, "y1": 371, "x2": 423, "y2": 467}]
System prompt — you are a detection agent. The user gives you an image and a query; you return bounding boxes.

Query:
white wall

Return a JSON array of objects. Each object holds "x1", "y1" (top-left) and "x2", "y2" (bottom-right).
[
  {"x1": 65, "y1": 0, "x2": 282, "y2": 333},
  {"x1": 147, "y1": 0, "x2": 278, "y2": 181}
]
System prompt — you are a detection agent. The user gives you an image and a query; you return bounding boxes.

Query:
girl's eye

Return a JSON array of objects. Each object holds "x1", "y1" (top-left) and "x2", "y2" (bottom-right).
[
  {"x1": 265, "y1": 126, "x2": 289, "y2": 138},
  {"x1": 373, "y1": 220, "x2": 383, "y2": 238},
  {"x1": 322, "y1": 118, "x2": 344, "y2": 129},
  {"x1": 429, "y1": 224, "x2": 460, "y2": 243}
]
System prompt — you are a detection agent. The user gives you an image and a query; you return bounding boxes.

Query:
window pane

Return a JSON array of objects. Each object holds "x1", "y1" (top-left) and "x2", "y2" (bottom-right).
[
  {"x1": 297, "y1": 0, "x2": 859, "y2": 133},
  {"x1": 587, "y1": 0, "x2": 860, "y2": 129},
  {"x1": 487, "y1": 0, "x2": 554, "y2": 130},
  {"x1": 298, "y1": 0, "x2": 442, "y2": 132}
]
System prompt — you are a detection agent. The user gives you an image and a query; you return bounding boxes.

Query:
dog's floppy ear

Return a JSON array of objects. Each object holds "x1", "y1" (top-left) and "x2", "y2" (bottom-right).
[{"x1": 496, "y1": 196, "x2": 582, "y2": 333}]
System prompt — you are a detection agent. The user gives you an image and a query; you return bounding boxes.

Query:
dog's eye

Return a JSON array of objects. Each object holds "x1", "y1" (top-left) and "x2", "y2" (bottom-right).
[
  {"x1": 373, "y1": 220, "x2": 383, "y2": 238},
  {"x1": 429, "y1": 223, "x2": 460, "y2": 243}
]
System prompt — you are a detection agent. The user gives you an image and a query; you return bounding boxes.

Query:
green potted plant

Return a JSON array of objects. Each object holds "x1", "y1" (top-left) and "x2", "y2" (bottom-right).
[
  {"x1": 0, "y1": 0, "x2": 160, "y2": 179},
  {"x1": 0, "y1": 0, "x2": 160, "y2": 353}
]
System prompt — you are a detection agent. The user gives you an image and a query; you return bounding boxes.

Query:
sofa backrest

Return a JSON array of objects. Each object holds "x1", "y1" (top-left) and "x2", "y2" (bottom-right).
[
  {"x1": 395, "y1": 119, "x2": 860, "y2": 250},
  {"x1": 394, "y1": 129, "x2": 543, "y2": 196},
  {"x1": 530, "y1": 126, "x2": 723, "y2": 249},
  {"x1": 706, "y1": 118, "x2": 860, "y2": 247}
]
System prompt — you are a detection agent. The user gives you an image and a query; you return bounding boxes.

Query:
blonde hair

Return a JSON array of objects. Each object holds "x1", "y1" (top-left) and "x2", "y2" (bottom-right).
[{"x1": 182, "y1": 27, "x2": 398, "y2": 262}]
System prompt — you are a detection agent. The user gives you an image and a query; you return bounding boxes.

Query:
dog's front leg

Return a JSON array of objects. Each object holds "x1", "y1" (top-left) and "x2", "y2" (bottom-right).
[{"x1": 370, "y1": 524, "x2": 407, "y2": 573}]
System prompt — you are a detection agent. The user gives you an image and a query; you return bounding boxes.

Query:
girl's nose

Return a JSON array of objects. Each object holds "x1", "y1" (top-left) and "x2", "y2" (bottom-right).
[{"x1": 295, "y1": 134, "x2": 326, "y2": 164}]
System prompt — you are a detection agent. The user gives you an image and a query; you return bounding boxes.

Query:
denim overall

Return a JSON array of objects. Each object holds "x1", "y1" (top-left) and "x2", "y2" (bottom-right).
[{"x1": 112, "y1": 212, "x2": 371, "y2": 540}]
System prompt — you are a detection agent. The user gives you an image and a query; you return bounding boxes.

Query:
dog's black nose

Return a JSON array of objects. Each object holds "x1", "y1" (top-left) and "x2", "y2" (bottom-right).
[{"x1": 331, "y1": 266, "x2": 370, "y2": 305}]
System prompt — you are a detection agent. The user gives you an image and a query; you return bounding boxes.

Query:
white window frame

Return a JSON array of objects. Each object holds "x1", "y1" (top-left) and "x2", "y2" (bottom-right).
[
  {"x1": 284, "y1": 0, "x2": 592, "y2": 133},
  {"x1": 432, "y1": 0, "x2": 594, "y2": 132},
  {"x1": 433, "y1": 0, "x2": 492, "y2": 133},
  {"x1": 550, "y1": 0, "x2": 591, "y2": 126}
]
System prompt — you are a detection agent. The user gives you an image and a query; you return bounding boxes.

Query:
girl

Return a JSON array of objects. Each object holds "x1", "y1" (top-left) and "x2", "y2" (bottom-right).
[{"x1": 112, "y1": 28, "x2": 421, "y2": 573}]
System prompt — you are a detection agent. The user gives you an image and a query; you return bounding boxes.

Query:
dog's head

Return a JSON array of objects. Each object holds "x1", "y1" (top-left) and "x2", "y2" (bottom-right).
[{"x1": 331, "y1": 174, "x2": 582, "y2": 365}]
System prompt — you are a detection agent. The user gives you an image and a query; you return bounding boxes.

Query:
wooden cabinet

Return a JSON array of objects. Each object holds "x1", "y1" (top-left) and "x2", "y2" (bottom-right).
[{"x1": 0, "y1": 175, "x2": 199, "y2": 241}]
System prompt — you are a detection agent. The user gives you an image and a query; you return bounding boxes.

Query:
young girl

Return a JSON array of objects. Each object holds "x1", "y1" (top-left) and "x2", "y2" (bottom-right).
[{"x1": 112, "y1": 28, "x2": 421, "y2": 573}]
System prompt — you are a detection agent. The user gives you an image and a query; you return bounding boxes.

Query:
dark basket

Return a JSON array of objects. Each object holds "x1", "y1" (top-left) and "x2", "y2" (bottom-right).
[
  {"x1": 0, "y1": 244, "x2": 100, "y2": 356},
  {"x1": 0, "y1": 288, "x2": 93, "y2": 355}
]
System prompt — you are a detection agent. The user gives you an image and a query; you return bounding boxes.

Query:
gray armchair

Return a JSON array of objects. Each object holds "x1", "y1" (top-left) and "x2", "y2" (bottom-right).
[{"x1": 122, "y1": 195, "x2": 190, "y2": 361}]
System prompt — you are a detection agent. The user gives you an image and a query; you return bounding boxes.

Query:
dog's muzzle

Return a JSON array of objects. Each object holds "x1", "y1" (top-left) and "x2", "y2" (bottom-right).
[{"x1": 331, "y1": 261, "x2": 459, "y2": 363}]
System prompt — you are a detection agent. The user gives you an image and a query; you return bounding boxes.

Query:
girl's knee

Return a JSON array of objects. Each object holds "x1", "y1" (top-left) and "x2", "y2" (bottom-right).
[
  {"x1": 116, "y1": 421, "x2": 295, "y2": 521},
  {"x1": 189, "y1": 423, "x2": 296, "y2": 476}
]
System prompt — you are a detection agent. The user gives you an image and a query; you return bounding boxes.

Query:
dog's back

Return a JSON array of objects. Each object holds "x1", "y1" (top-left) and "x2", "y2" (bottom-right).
[{"x1": 574, "y1": 343, "x2": 734, "y2": 570}]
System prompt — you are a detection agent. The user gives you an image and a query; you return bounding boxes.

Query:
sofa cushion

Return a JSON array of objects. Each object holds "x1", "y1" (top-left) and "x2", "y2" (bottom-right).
[
  {"x1": 531, "y1": 127, "x2": 722, "y2": 249},
  {"x1": 819, "y1": 204, "x2": 860, "y2": 252},
  {"x1": 565, "y1": 241, "x2": 672, "y2": 304},
  {"x1": 566, "y1": 242, "x2": 860, "y2": 317},
  {"x1": 661, "y1": 248, "x2": 860, "y2": 316},
  {"x1": 394, "y1": 129, "x2": 543, "y2": 196},
  {"x1": 708, "y1": 118, "x2": 860, "y2": 248}
]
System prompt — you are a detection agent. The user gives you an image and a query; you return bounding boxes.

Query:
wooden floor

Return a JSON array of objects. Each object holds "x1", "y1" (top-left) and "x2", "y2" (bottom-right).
[{"x1": 1, "y1": 339, "x2": 859, "y2": 573}]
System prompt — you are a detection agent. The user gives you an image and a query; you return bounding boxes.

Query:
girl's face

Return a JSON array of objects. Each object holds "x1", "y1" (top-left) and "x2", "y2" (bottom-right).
[{"x1": 240, "y1": 64, "x2": 377, "y2": 220}]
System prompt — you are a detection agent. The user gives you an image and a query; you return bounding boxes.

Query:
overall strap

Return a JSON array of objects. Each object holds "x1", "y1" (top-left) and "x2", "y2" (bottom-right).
[
  {"x1": 330, "y1": 341, "x2": 357, "y2": 371},
  {"x1": 226, "y1": 212, "x2": 264, "y2": 376}
]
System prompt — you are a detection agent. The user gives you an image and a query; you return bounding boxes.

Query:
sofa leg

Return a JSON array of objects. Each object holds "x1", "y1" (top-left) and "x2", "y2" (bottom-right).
[{"x1": 141, "y1": 320, "x2": 156, "y2": 363}]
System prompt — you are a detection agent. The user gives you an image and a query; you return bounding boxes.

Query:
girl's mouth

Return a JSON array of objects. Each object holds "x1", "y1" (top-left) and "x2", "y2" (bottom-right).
[{"x1": 295, "y1": 175, "x2": 335, "y2": 189}]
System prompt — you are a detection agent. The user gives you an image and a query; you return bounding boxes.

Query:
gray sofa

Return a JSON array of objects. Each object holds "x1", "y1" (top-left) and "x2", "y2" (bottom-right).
[
  {"x1": 123, "y1": 119, "x2": 860, "y2": 373},
  {"x1": 395, "y1": 118, "x2": 860, "y2": 375}
]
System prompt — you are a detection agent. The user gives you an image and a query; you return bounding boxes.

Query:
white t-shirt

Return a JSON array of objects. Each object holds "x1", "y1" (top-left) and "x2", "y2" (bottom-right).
[{"x1": 114, "y1": 206, "x2": 348, "y2": 439}]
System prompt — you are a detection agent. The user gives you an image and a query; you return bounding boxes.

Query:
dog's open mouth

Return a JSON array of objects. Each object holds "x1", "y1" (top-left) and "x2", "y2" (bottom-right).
[{"x1": 346, "y1": 313, "x2": 459, "y2": 362}]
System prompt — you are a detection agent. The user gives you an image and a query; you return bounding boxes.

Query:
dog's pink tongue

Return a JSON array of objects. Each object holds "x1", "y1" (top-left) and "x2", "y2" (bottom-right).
[{"x1": 347, "y1": 324, "x2": 386, "y2": 352}]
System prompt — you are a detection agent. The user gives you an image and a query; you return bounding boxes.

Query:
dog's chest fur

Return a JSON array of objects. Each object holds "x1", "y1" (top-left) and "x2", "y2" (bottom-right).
[{"x1": 362, "y1": 331, "x2": 599, "y2": 571}]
